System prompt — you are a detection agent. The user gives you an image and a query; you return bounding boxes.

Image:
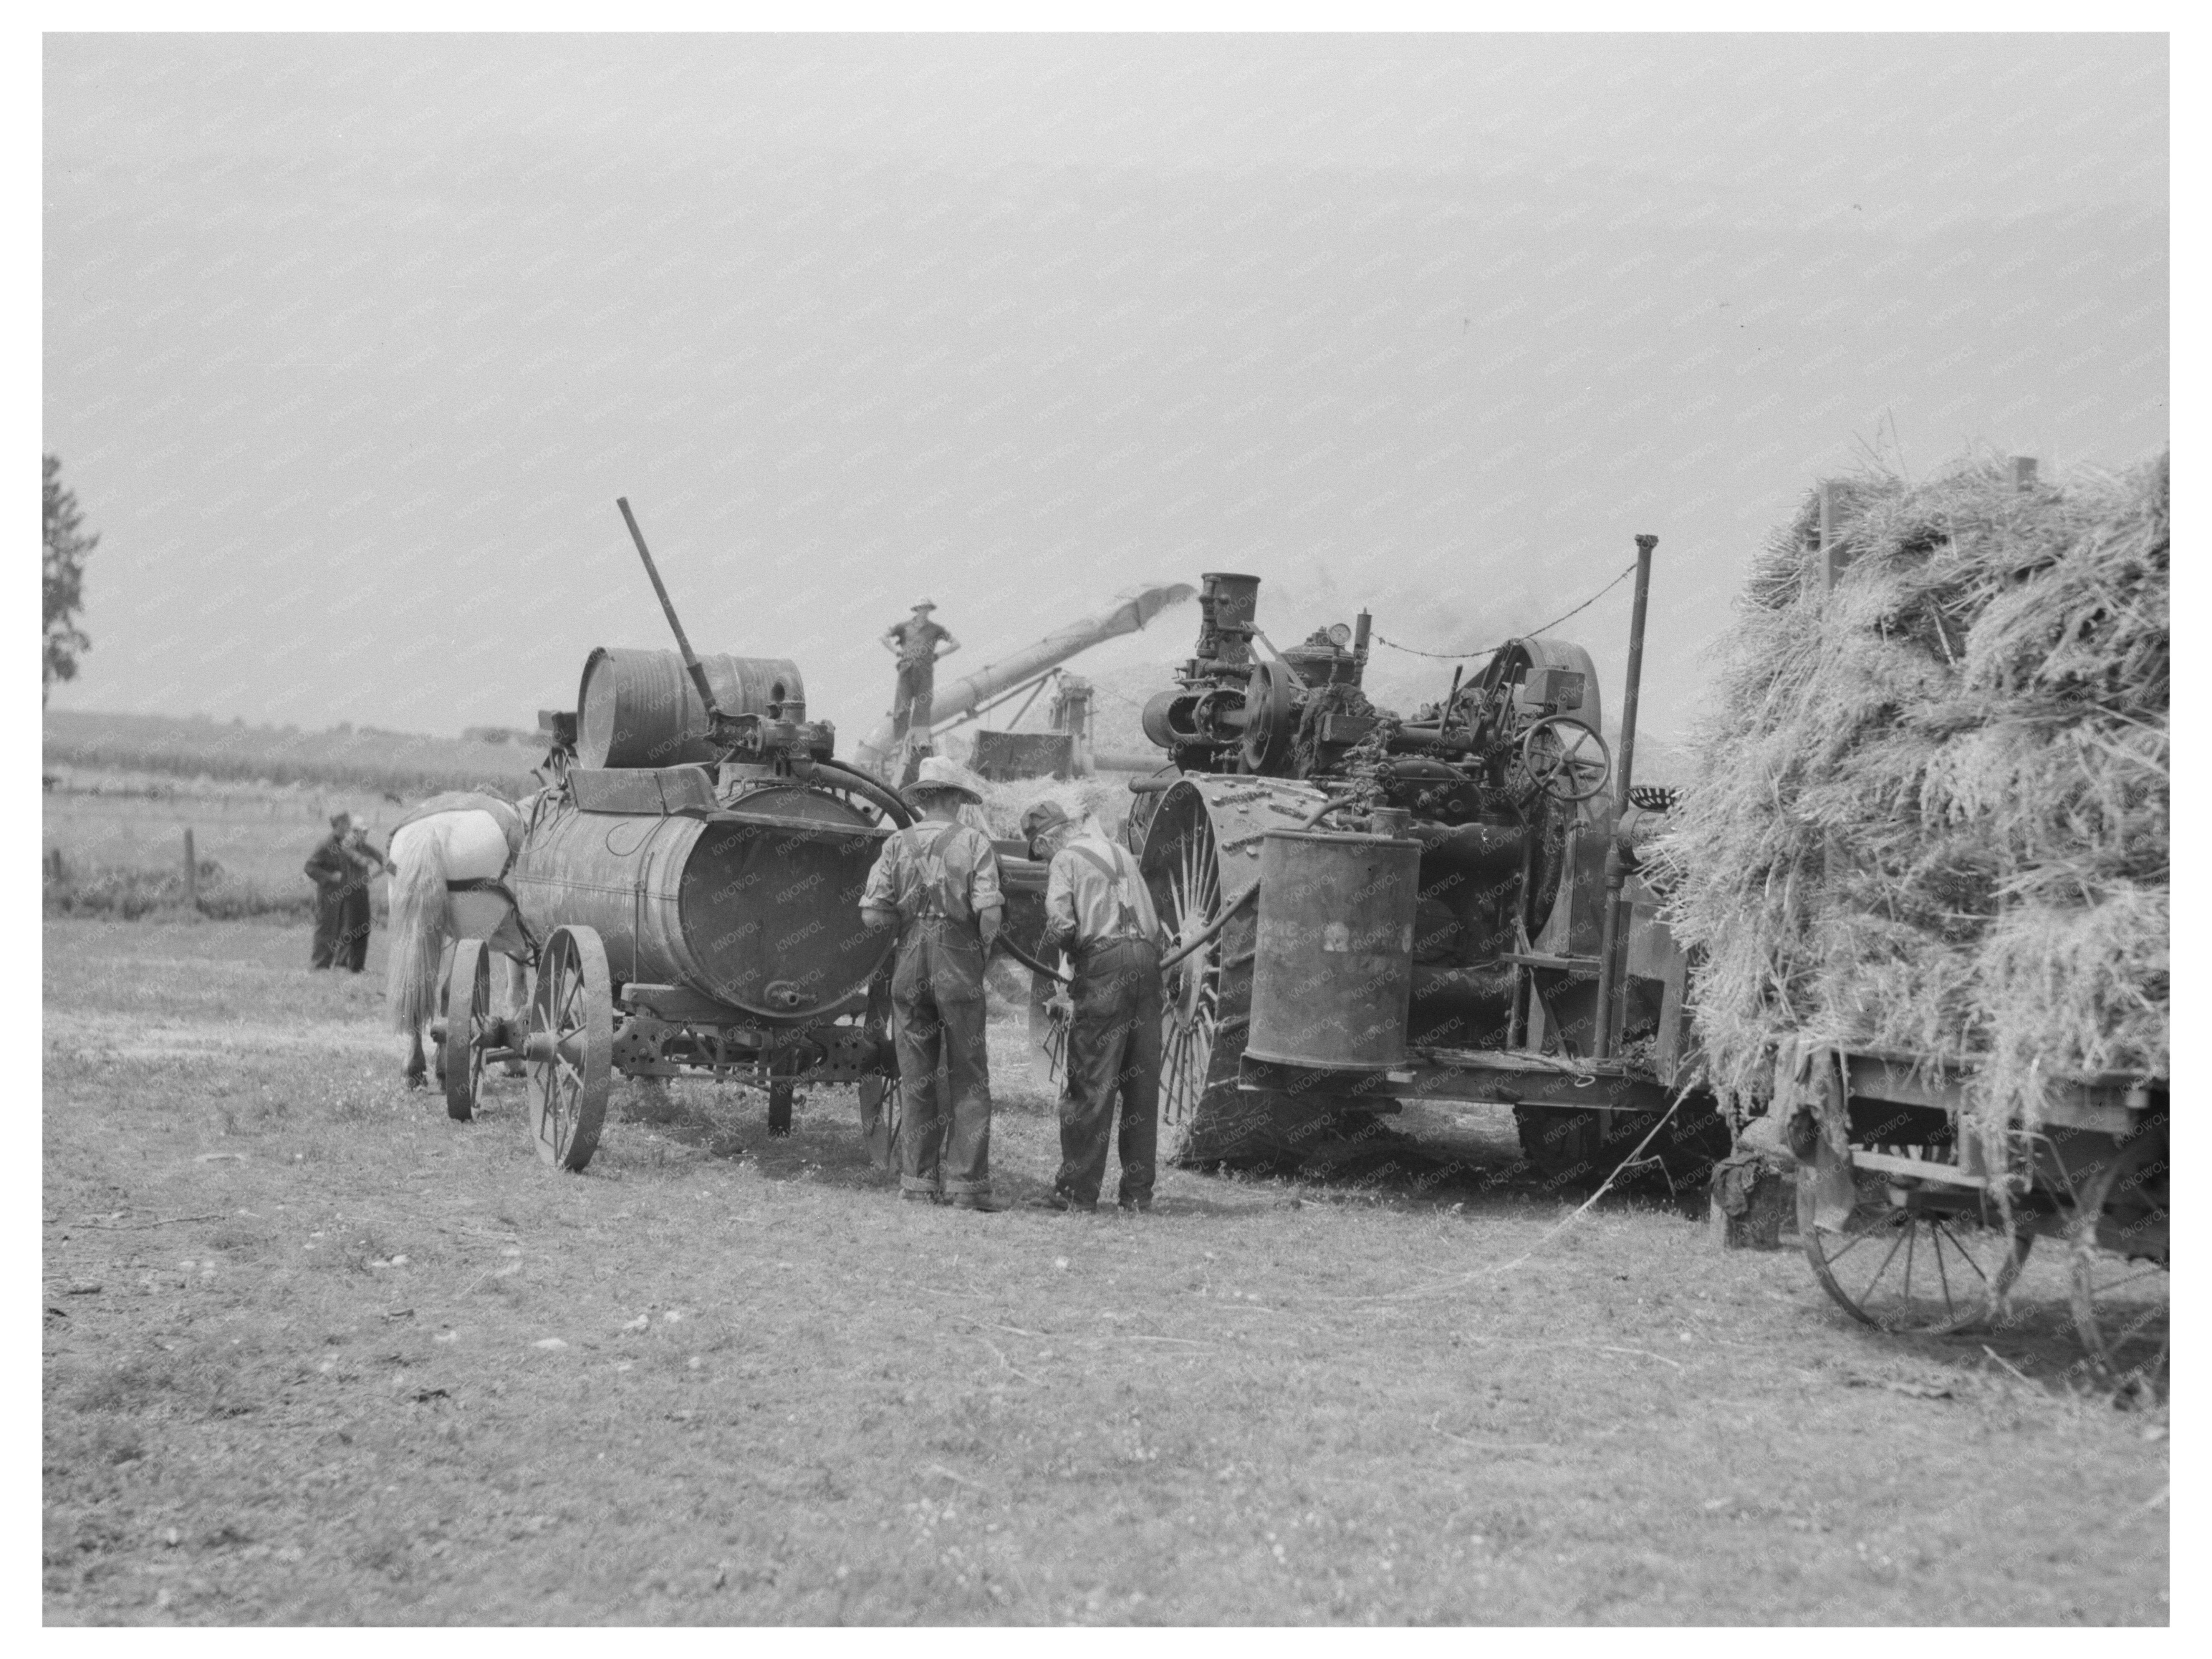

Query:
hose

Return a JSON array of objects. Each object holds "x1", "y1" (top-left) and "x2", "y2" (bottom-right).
[
  {"x1": 807, "y1": 758, "x2": 916, "y2": 829},
  {"x1": 1157, "y1": 884, "x2": 1256, "y2": 973},
  {"x1": 994, "y1": 933, "x2": 1072, "y2": 986}
]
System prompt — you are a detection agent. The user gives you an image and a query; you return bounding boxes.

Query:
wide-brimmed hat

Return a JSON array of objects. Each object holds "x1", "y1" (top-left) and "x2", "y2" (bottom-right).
[
  {"x1": 911, "y1": 598, "x2": 937, "y2": 612},
  {"x1": 903, "y1": 755, "x2": 983, "y2": 806}
]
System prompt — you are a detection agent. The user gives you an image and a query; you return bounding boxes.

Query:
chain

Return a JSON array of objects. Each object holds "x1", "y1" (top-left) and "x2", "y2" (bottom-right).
[{"x1": 1371, "y1": 560, "x2": 1639, "y2": 661}]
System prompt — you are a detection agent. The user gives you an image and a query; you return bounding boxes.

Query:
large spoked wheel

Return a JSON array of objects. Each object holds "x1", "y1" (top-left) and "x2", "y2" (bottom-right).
[
  {"x1": 1156, "y1": 807, "x2": 1227, "y2": 1162},
  {"x1": 444, "y1": 938, "x2": 491, "y2": 1123},
  {"x1": 1027, "y1": 961, "x2": 1073, "y2": 1091},
  {"x1": 2069, "y1": 1123, "x2": 2169, "y2": 1391},
  {"x1": 1517, "y1": 715, "x2": 1611, "y2": 804},
  {"x1": 527, "y1": 925, "x2": 613, "y2": 1172},
  {"x1": 1798, "y1": 1162, "x2": 2033, "y2": 1334}
]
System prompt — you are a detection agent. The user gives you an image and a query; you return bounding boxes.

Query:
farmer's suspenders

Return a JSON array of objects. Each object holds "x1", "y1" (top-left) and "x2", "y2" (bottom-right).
[
  {"x1": 1069, "y1": 843, "x2": 1142, "y2": 939},
  {"x1": 906, "y1": 823, "x2": 973, "y2": 923}
]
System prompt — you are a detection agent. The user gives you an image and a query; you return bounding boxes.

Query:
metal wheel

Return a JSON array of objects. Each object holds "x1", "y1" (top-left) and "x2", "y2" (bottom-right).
[
  {"x1": 1239, "y1": 659, "x2": 1298, "y2": 775},
  {"x1": 1797, "y1": 1163, "x2": 2033, "y2": 1334},
  {"x1": 444, "y1": 938, "x2": 491, "y2": 1123},
  {"x1": 1516, "y1": 716, "x2": 1611, "y2": 804},
  {"x1": 2069, "y1": 1123, "x2": 2169, "y2": 1391},
  {"x1": 1156, "y1": 808, "x2": 1225, "y2": 1161},
  {"x1": 526, "y1": 925, "x2": 613, "y2": 1172}
]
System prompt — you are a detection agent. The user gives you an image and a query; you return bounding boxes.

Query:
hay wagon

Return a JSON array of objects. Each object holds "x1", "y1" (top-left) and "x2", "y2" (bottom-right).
[{"x1": 1778, "y1": 1040, "x2": 2168, "y2": 1390}]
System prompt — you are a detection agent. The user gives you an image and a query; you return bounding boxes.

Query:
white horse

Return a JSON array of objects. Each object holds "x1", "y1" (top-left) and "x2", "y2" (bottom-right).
[{"x1": 385, "y1": 794, "x2": 534, "y2": 1089}]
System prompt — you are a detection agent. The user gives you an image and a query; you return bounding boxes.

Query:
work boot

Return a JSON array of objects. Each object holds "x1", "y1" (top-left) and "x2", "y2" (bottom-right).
[
  {"x1": 1027, "y1": 1193, "x2": 1095, "y2": 1213},
  {"x1": 949, "y1": 1192, "x2": 1007, "y2": 1213},
  {"x1": 901, "y1": 1190, "x2": 942, "y2": 1206},
  {"x1": 1119, "y1": 1196, "x2": 1154, "y2": 1214}
]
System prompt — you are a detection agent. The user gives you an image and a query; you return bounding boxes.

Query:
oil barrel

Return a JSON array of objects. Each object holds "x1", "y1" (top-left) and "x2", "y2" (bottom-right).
[
  {"x1": 509, "y1": 784, "x2": 889, "y2": 1021},
  {"x1": 575, "y1": 648, "x2": 808, "y2": 769},
  {"x1": 1245, "y1": 827, "x2": 1419, "y2": 1072}
]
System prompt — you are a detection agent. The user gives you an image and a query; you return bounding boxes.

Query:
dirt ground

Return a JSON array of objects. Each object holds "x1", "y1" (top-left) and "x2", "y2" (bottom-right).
[{"x1": 43, "y1": 918, "x2": 2168, "y2": 1626}]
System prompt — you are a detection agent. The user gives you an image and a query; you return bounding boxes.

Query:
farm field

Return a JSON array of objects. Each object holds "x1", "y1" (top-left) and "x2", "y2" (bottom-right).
[
  {"x1": 43, "y1": 710, "x2": 541, "y2": 797},
  {"x1": 42, "y1": 918, "x2": 2168, "y2": 1626},
  {"x1": 44, "y1": 781, "x2": 413, "y2": 899}
]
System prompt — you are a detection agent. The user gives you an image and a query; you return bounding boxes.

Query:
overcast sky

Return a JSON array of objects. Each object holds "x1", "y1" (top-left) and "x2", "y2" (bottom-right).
[{"x1": 44, "y1": 32, "x2": 2167, "y2": 744}]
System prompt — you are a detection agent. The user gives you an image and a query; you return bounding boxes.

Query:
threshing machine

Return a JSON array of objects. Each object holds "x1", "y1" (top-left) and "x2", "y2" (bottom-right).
[{"x1": 444, "y1": 501, "x2": 933, "y2": 1170}]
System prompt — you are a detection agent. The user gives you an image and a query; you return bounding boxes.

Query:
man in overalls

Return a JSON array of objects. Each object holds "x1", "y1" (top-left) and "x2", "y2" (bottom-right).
[
  {"x1": 1022, "y1": 801, "x2": 1168, "y2": 1213},
  {"x1": 859, "y1": 756, "x2": 1007, "y2": 1211}
]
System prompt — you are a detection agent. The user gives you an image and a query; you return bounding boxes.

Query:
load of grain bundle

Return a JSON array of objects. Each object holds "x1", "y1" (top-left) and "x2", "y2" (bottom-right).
[{"x1": 1656, "y1": 452, "x2": 2167, "y2": 1151}]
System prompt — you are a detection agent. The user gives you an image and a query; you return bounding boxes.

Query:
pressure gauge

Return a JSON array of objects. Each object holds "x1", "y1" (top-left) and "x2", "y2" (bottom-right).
[{"x1": 1325, "y1": 622, "x2": 1353, "y2": 648}]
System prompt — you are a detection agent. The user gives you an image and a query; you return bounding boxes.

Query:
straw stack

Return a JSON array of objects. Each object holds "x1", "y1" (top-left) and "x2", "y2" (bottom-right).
[{"x1": 1656, "y1": 452, "x2": 2169, "y2": 1146}]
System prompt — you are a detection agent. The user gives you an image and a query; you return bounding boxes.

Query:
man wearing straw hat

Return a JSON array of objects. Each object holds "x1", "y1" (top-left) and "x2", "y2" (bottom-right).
[
  {"x1": 859, "y1": 756, "x2": 1007, "y2": 1211},
  {"x1": 1020, "y1": 800, "x2": 1169, "y2": 1213},
  {"x1": 881, "y1": 599, "x2": 960, "y2": 749}
]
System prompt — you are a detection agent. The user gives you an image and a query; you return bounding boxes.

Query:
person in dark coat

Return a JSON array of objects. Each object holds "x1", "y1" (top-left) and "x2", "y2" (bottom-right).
[
  {"x1": 304, "y1": 812, "x2": 354, "y2": 970},
  {"x1": 859, "y1": 757, "x2": 1005, "y2": 1211},
  {"x1": 1022, "y1": 800, "x2": 1169, "y2": 1213},
  {"x1": 335, "y1": 822, "x2": 388, "y2": 971}
]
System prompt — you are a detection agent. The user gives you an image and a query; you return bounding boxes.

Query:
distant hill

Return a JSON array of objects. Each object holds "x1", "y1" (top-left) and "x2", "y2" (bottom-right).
[{"x1": 43, "y1": 711, "x2": 543, "y2": 797}]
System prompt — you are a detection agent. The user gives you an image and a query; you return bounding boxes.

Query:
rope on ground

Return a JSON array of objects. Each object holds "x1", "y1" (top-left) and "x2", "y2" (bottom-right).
[
  {"x1": 1314, "y1": 1083, "x2": 1692, "y2": 1304},
  {"x1": 1371, "y1": 560, "x2": 1639, "y2": 661}
]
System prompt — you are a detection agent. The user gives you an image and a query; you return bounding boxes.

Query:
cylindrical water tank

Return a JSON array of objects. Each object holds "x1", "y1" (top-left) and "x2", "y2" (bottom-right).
[
  {"x1": 509, "y1": 784, "x2": 889, "y2": 1021},
  {"x1": 575, "y1": 648, "x2": 808, "y2": 769},
  {"x1": 1245, "y1": 828, "x2": 1419, "y2": 1072}
]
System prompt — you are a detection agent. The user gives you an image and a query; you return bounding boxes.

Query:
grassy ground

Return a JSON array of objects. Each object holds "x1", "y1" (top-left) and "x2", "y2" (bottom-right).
[{"x1": 43, "y1": 918, "x2": 2168, "y2": 1626}]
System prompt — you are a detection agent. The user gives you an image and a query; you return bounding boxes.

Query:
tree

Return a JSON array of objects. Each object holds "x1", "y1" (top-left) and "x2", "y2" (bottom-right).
[{"x1": 44, "y1": 453, "x2": 96, "y2": 702}]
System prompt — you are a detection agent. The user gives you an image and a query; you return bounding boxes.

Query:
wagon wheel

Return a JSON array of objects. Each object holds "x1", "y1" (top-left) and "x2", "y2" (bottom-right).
[
  {"x1": 526, "y1": 925, "x2": 613, "y2": 1172},
  {"x1": 1027, "y1": 958, "x2": 1073, "y2": 1091},
  {"x1": 443, "y1": 938, "x2": 491, "y2": 1122},
  {"x1": 1515, "y1": 716, "x2": 1611, "y2": 805},
  {"x1": 2068, "y1": 1122, "x2": 2169, "y2": 1391}
]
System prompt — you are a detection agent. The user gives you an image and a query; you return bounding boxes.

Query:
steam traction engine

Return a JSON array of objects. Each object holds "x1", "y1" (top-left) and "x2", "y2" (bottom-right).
[{"x1": 1130, "y1": 545, "x2": 1729, "y2": 1176}]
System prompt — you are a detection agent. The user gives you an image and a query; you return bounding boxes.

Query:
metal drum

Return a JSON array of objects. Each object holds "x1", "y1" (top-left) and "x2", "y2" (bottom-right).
[
  {"x1": 1246, "y1": 828, "x2": 1419, "y2": 1072},
  {"x1": 509, "y1": 784, "x2": 889, "y2": 1021},
  {"x1": 575, "y1": 647, "x2": 808, "y2": 769}
]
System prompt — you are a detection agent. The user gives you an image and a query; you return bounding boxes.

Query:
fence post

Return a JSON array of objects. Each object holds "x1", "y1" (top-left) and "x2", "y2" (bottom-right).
[
  {"x1": 183, "y1": 828, "x2": 199, "y2": 912},
  {"x1": 2010, "y1": 454, "x2": 2038, "y2": 493}
]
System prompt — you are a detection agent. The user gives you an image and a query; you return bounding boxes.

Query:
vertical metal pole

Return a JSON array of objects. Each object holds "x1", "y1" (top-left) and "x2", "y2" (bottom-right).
[
  {"x1": 1818, "y1": 481, "x2": 1841, "y2": 593},
  {"x1": 183, "y1": 827, "x2": 199, "y2": 911},
  {"x1": 1591, "y1": 534, "x2": 1656, "y2": 1062}
]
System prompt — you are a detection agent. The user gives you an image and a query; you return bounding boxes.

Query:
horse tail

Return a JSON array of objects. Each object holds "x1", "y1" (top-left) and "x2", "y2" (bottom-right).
[{"x1": 386, "y1": 824, "x2": 450, "y2": 1034}]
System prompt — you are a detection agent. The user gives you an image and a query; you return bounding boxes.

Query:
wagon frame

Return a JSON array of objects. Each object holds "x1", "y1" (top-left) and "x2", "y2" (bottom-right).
[{"x1": 1777, "y1": 1038, "x2": 2169, "y2": 1392}]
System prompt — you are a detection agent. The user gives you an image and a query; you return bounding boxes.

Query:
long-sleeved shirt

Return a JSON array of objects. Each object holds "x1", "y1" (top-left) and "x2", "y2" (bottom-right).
[
  {"x1": 1044, "y1": 832, "x2": 1165, "y2": 951},
  {"x1": 860, "y1": 819, "x2": 1003, "y2": 926}
]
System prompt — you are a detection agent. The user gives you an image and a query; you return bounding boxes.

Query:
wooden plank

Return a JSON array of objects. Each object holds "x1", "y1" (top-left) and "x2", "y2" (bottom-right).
[{"x1": 1848, "y1": 1148, "x2": 1987, "y2": 1191}]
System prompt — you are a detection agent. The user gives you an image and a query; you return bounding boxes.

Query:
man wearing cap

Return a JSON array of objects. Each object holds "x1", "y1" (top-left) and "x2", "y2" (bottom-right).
[
  {"x1": 882, "y1": 600, "x2": 960, "y2": 749},
  {"x1": 1022, "y1": 801, "x2": 1169, "y2": 1213},
  {"x1": 859, "y1": 756, "x2": 1007, "y2": 1211}
]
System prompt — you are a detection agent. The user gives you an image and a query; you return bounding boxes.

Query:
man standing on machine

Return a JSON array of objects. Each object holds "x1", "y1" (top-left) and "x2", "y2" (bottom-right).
[{"x1": 882, "y1": 599, "x2": 959, "y2": 751}]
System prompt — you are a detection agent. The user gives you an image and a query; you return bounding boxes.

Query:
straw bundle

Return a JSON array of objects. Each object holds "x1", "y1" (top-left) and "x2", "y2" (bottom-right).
[{"x1": 1656, "y1": 452, "x2": 2168, "y2": 1144}]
